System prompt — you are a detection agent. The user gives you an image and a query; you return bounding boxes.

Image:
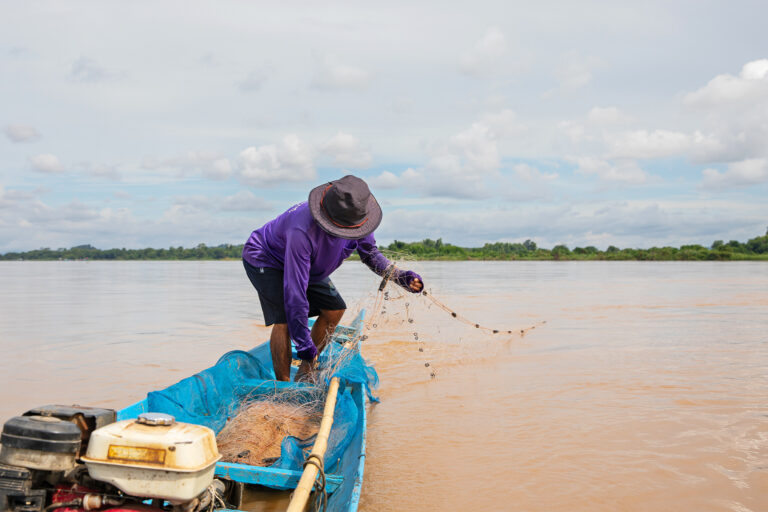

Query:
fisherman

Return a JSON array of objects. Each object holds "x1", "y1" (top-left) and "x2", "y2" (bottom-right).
[{"x1": 242, "y1": 175, "x2": 423, "y2": 381}]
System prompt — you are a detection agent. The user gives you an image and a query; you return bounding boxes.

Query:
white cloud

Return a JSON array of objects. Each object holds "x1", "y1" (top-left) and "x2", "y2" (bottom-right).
[
  {"x1": 478, "y1": 109, "x2": 525, "y2": 138},
  {"x1": 209, "y1": 158, "x2": 232, "y2": 180},
  {"x1": 701, "y1": 158, "x2": 768, "y2": 190},
  {"x1": 373, "y1": 111, "x2": 516, "y2": 198},
  {"x1": 587, "y1": 106, "x2": 628, "y2": 125},
  {"x1": 558, "y1": 121, "x2": 589, "y2": 143},
  {"x1": 571, "y1": 156, "x2": 648, "y2": 185},
  {"x1": 549, "y1": 52, "x2": 601, "y2": 93},
  {"x1": 446, "y1": 122, "x2": 500, "y2": 174},
  {"x1": 513, "y1": 163, "x2": 558, "y2": 182},
  {"x1": 219, "y1": 190, "x2": 272, "y2": 211},
  {"x1": 5, "y1": 124, "x2": 41, "y2": 143},
  {"x1": 0, "y1": 186, "x2": 36, "y2": 210},
  {"x1": 459, "y1": 27, "x2": 507, "y2": 75},
  {"x1": 311, "y1": 55, "x2": 370, "y2": 91},
  {"x1": 677, "y1": 59, "x2": 768, "y2": 165},
  {"x1": 238, "y1": 135, "x2": 315, "y2": 185},
  {"x1": 321, "y1": 132, "x2": 372, "y2": 169},
  {"x1": 368, "y1": 168, "x2": 419, "y2": 190},
  {"x1": 0, "y1": 192, "x2": 249, "y2": 253},
  {"x1": 607, "y1": 129, "x2": 692, "y2": 159},
  {"x1": 239, "y1": 68, "x2": 270, "y2": 92},
  {"x1": 142, "y1": 152, "x2": 232, "y2": 181},
  {"x1": 80, "y1": 162, "x2": 122, "y2": 180},
  {"x1": 605, "y1": 129, "x2": 729, "y2": 162},
  {"x1": 377, "y1": 198, "x2": 768, "y2": 250},
  {"x1": 417, "y1": 123, "x2": 499, "y2": 198},
  {"x1": 29, "y1": 154, "x2": 64, "y2": 173},
  {"x1": 70, "y1": 57, "x2": 118, "y2": 82},
  {"x1": 368, "y1": 171, "x2": 400, "y2": 189},
  {"x1": 173, "y1": 190, "x2": 272, "y2": 213},
  {"x1": 684, "y1": 59, "x2": 768, "y2": 107}
]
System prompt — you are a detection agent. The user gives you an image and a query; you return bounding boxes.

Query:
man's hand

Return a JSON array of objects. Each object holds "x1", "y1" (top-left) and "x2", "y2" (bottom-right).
[
  {"x1": 396, "y1": 270, "x2": 424, "y2": 293},
  {"x1": 296, "y1": 343, "x2": 318, "y2": 361}
]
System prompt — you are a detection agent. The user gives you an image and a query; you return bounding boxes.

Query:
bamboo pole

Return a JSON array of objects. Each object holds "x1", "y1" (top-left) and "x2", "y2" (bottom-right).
[{"x1": 286, "y1": 377, "x2": 341, "y2": 512}]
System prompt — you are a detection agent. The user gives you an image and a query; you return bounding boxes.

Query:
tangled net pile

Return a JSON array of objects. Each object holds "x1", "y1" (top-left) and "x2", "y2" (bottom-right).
[
  {"x1": 214, "y1": 323, "x2": 366, "y2": 468},
  {"x1": 217, "y1": 400, "x2": 322, "y2": 466}
]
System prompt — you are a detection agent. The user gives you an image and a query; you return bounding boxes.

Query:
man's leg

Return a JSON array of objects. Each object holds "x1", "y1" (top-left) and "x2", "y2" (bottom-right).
[
  {"x1": 312, "y1": 308, "x2": 346, "y2": 352},
  {"x1": 270, "y1": 323, "x2": 292, "y2": 381},
  {"x1": 296, "y1": 309, "x2": 345, "y2": 380}
]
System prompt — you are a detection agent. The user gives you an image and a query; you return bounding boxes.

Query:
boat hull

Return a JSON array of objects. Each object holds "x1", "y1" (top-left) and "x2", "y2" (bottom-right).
[{"x1": 116, "y1": 311, "x2": 369, "y2": 512}]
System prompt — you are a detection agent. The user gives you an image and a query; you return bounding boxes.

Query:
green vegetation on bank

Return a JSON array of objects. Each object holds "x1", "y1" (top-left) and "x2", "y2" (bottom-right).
[
  {"x1": 2, "y1": 231, "x2": 768, "y2": 261},
  {"x1": 381, "y1": 235, "x2": 768, "y2": 261}
]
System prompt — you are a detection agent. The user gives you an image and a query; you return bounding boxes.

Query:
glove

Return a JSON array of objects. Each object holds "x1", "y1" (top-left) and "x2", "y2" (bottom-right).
[
  {"x1": 395, "y1": 270, "x2": 423, "y2": 293},
  {"x1": 296, "y1": 342, "x2": 318, "y2": 362}
]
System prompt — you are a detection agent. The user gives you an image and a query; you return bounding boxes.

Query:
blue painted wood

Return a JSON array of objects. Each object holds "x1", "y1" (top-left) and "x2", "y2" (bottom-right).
[
  {"x1": 116, "y1": 400, "x2": 147, "y2": 421},
  {"x1": 348, "y1": 383, "x2": 367, "y2": 511},
  {"x1": 214, "y1": 462, "x2": 343, "y2": 492}
]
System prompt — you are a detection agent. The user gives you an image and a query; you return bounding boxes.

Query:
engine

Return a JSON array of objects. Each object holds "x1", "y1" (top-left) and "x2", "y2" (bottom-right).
[{"x1": 0, "y1": 407, "x2": 237, "y2": 512}]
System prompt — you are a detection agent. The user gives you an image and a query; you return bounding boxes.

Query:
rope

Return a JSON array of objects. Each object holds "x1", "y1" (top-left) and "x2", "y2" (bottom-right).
[
  {"x1": 206, "y1": 482, "x2": 227, "y2": 512},
  {"x1": 303, "y1": 453, "x2": 328, "y2": 512}
]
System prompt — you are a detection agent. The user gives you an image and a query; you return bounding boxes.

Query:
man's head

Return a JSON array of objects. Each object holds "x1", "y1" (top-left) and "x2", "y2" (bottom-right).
[{"x1": 308, "y1": 175, "x2": 382, "y2": 239}]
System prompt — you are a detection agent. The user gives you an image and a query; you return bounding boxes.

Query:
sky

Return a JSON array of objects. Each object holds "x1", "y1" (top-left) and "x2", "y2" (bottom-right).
[{"x1": 2, "y1": 0, "x2": 768, "y2": 252}]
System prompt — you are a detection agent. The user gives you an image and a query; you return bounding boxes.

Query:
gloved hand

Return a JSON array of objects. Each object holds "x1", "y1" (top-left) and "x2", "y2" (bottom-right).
[
  {"x1": 395, "y1": 270, "x2": 423, "y2": 293},
  {"x1": 296, "y1": 342, "x2": 318, "y2": 362}
]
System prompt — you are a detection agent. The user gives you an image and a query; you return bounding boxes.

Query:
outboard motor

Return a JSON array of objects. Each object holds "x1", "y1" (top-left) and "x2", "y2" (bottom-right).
[
  {"x1": 0, "y1": 405, "x2": 115, "y2": 512},
  {"x1": 0, "y1": 407, "x2": 233, "y2": 512},
  {"x1": 82, "y1": 413, "x2": 221, "y2": 506}
]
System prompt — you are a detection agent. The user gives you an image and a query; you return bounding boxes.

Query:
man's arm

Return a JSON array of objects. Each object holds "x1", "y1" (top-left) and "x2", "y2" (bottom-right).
[
  {"x1": 357, "y1": 234, "x2": 423, "y2": 292},
  {"x1": 283, "y1": 229, "x2": 317, "y2": 361}
]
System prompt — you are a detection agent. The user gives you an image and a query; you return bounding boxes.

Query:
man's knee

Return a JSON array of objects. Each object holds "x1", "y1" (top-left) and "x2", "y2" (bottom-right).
[
  {"x1": 271, "y1": 323, "x2": 289, "y2": 336},
  {"x1": 320, "y1": 309, "x2": 345, "y2": 324}
]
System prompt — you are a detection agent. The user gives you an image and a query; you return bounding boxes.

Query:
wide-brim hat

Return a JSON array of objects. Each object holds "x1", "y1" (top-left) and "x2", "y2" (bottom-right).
[{"x1": 308, "y1": 175, "x2": 382, "y2": 239}]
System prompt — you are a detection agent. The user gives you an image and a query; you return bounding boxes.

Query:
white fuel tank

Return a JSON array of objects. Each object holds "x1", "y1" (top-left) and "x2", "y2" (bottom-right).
[{"x1": 81, "y1": 413, "x2": 220, "y2": 503}]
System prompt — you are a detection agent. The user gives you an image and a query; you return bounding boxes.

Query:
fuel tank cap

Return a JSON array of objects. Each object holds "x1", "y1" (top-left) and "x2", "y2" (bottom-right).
[{"x1": 136, "y1": 413, "x2": 175, "y2": 426}]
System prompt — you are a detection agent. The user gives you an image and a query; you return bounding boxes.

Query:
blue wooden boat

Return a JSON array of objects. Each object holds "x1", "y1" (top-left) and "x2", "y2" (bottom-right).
[{"x1": 116, "y1": 310, "x2": 373, "y2": 512}]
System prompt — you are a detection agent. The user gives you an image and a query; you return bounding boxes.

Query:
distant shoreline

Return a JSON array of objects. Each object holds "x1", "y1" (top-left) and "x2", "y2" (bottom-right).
[
  {"x1": 3, "y1": 257, "x2": 766, "y2": 262},
  {"x1": 2, "y1": 234, "x2": 767, "y2": 262}
]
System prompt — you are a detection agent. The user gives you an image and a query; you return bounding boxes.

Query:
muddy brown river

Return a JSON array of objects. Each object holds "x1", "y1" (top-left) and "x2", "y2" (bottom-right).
[{"x1": 0, "y1": 261, "x2": 766, "y2": 511}]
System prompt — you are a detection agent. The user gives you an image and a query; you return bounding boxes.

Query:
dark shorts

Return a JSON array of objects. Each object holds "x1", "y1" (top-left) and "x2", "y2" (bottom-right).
[{"x1": 243, "y1": 259, "x2": 347, "y2": 325}]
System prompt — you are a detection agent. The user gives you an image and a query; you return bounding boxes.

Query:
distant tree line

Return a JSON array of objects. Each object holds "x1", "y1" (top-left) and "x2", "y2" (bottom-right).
[
  {"x1": 381, "y1": 232, "x2": 768, "y2": 261},
  {"x1": 2, "y1": 232, "x2": 768, "y2": 261},
  {"x1": 0, "y1": 244, "x2": 244, "y2": 261}
]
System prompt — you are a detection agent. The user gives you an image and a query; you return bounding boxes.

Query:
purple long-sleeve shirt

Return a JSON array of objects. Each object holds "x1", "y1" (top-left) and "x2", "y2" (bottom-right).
[{"x1": 243, "y1": 202, "x2": 391, "y2": 355}]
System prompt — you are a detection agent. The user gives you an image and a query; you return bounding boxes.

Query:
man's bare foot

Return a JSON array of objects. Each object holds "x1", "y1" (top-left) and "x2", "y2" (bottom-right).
[{"x1": 295, "y1": 359, "x2": 318, "y2": 383}]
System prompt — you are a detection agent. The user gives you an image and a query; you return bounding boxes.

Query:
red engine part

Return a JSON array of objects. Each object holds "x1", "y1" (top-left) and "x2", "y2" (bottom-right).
[{"x1": 49, "y1": 484, "x2": 163, "y2": 512}]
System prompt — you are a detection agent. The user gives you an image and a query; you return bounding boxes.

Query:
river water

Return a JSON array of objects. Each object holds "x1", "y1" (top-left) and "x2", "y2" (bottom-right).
[{"x1": 0, "y1": 261, "x2": 766, "y2": 511}]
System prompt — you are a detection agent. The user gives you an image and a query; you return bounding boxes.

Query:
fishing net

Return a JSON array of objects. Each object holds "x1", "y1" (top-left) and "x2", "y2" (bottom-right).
[
  {"x1": 141, "y1": 254, "x2": 543, "y2": 488},
  {"x1": 142, "y1": 316, "x2": 373, "y2": 481},
  {"x1": 358, "y1": 255, "x2": 547, "y2": 381},
  {"x1": 216, "y1": 400, "x2": 322, "y2": 466}
]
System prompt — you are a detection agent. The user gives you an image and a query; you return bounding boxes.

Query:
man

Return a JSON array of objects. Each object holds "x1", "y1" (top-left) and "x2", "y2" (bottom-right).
[{"x1": 242, "y1": 175, "x2": 423, "y2": 381}]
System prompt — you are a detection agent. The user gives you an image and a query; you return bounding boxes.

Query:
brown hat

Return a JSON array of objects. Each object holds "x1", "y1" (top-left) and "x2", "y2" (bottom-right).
[{"x1": 308, "y1": 175, "x2": 382, "y2": 239}]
